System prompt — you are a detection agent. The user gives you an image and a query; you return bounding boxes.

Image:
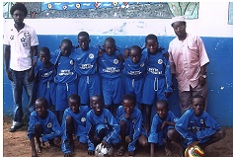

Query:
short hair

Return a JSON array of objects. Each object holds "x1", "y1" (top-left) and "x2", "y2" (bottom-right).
[
  {"x1": 145, "y1": 34, "x2": 158, "y2": 43},
  {"x1": 78, "y1": 31, "x2": 89, "y2": 39},
  {"x1": 39, "y1": 47, "x2": 51, "y2": 58},
  {"x1": 122, "y1": 94, "x2": 136, "y2": 106},
  {"x1": 61, "y1": 39, "x2": 72, "y2": 48},
  {"x1": 191, "y1": 95, "x2": 205, "y2": 105},
  {"x1": 130, "y1": 45, "x2": 142, "y2": 54},
  {"x1": 10, "y1": 3, "x2": 28, "y2": 16},
  {"x1": 156, "y1": 100, "x2": 169, "y2": 109},
  {"x1": 105, "y1": 37, "x2": 116, "y2": 45},
  {"x1": 35, "y1": 97, "x2": 48, "y2": 108},
  {"x1": 68, "y1": 94, "x2": 81, "y2": 103}
]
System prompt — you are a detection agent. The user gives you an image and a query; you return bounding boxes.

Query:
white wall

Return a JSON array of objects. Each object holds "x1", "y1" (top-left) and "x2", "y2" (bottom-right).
[{"x1": 3, "y1": 2, "x2": 233, "y2": 37}]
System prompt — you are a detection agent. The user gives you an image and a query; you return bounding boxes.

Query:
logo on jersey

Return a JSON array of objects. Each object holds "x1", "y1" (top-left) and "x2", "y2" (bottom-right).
[
  {"x1": 140, "y1": 63, "x2": 144, "y2": 67},
  {"x1": 158, "y1": 59, "x2": 163, "y2": 64},
  {"x1": 81, "y1": 117, "x2": 86, "y2": 122},
  {"x1": 10, "y1": 35, "x2": 14, "y2": 40},
  {"x1": 70, "y1": 60, "x2": 74, "y2": 65},
  {"x1": 113, "y1": 59, "x2": 119, "y2": 64},
  {"x1": 89, "y1": 53, "x2": 94, "y2": 59},
  {"x1": 47, "y1": 122, "x2": 52, "y2": 128}
]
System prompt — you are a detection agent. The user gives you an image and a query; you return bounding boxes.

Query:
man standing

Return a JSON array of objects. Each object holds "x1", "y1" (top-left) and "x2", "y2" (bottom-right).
[
  {"x1": 168, "y1": 16, "x2": 209, "y2": 114},
  {"x1": 4, "y1": 3, "x2": 39, "y2": 132}
]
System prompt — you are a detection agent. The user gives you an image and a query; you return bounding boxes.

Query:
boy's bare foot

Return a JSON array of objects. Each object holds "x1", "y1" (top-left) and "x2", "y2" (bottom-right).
[
  {"x1": 116, "y1": 146, "x2": 125, "y2": 156},
  {"x1": 35, "y1": 143, "x2": 42, "y2": 154},
  {"x1": 41, "y1": 141, "x2": 51, "y2": 149},
  {"x1": 165, "y1": 145, "x2": 172, "y2": 156},
  {"x1": 178, "y1": 147, "x2": 184, "y2": 157}
]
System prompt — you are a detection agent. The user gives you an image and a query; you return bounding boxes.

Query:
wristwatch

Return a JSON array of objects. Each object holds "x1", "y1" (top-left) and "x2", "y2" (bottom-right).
[{"x1": 201, "y1": 75, "x2": 207, "y2": 79}]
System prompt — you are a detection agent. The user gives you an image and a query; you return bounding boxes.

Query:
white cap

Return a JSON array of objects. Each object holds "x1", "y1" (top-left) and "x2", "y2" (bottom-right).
[{"x1": 171, "y1": 16, "x2": 186, "y2": 26}]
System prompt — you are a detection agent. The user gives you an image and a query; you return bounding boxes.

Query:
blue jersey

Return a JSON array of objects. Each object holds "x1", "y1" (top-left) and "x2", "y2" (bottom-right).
[
  {"x1": 86, "y1": 108, "x2": 120, "y2": 151},
  {"x1": 175, "y1": 109, "x2": 221, "y2": 146},
  {"x1": 54, "y1": 56, "x2": 77, "y2": 84},
  {"x1": 70, "y1": 46, "x2": 99, "y2": 76},
  {"x1": 34, "y1": 63, "x2": 56, "y2": 84},
  {"x1": 61, "y1": 106, "x2": 90, "y2": 154},
  {"x1": 27, "y1": 110, "x2": 62, "y2": 142},
  {"x1": 123, "y1": 51, "x2": 148, "y2": 80},
  {"x1": 148, "y1": 111, "x2": 178, "y2": 145},
  {"x1": 98, "y1": 51, "x2": 123, "y2": 79},
  {"x1": 116, "y1": 106, "x2": 144, "y2": 152}
]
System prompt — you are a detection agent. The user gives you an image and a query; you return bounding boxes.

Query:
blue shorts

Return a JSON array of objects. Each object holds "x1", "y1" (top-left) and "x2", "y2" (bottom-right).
[
  {"x1": 78, "y1": 74, "x2": 101, "y2": 105},
  {"x1": 56, "y1": 82, "x2": 78, "y2": 111},
  {"x1": 124, "y1": 77, "x2": 144, "y2": 104},
  {"x1": 142, "y1": 76, "x2": 167, "y2": 105},
  {"x1": 102, "y1": 77, "x2": 123, "y2": 105},
  {"x1": 37, "y1": 82, "x2": 56, "y2": 106}
]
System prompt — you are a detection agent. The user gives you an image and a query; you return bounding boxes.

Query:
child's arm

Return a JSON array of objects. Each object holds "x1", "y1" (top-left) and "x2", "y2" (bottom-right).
[
  {"x1": 163, "y1": 53, "x2": 173, "y2": 97},
  {"x1": 41, "y1": 113, "x2": 62, "y2": 143},
  {"x1": 128, "y1": 111, "x2": 143, "y2": 152},
  {"x1": 86, "y1": 113, "x2": 95, "y2": 155}
]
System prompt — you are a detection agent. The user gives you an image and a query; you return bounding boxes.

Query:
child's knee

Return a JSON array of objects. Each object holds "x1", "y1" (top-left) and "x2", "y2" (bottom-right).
[
  {"x1": 120, "y1": 120, "x2": 127, "y2": 128},
  {"x1": 35, "y1": 124, "x2": 41, "y2": 132},
  {"x1": 167, "y1": 129, "x2": 179, "y2": 140},
  {"x1": 217, "y1": 129, "x2": 226, "y2": 139},
  {"x1": 65, "y1": 116, "x2": 73, "y2": 125},
  {"x1": 54, "y1": 137, "x2": 61, "y2": 145},
  {"x1": 98, "y1": 129, "x2": 106, "y2": 139}
]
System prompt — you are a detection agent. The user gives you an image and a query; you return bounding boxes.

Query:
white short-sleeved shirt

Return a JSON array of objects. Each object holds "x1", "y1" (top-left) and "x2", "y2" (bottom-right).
[
  {"x1": 3, "y1": 24, "x2": 39, "y2": 71},
  {"x1": 168, "y1": 33, "x2": 209, "y2": 92}
]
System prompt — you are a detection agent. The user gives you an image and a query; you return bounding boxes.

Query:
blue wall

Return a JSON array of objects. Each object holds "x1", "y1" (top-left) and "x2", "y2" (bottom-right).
[{"x1": 3, "y1": 35, "x2": 233, "y2": 126}]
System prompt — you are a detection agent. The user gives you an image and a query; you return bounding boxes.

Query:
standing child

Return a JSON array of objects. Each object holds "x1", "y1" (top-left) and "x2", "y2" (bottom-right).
[
  {"x1": 61, "y1": 94, "x2": 90, "y2": 157},
  {"x1": 141, "y1": 34, "x2": 173, "y2": 133},
  {"x1": 70, "y1": 31, "x2": 101, "y2": 107},
  {"x1": 28, "y1": 98, "x2": 62, "y2": 157},
  {"x1": 54, "y1": 39, "x2": 78, "y2": 124},
  {"x1": 86, "y1": 95, "x2": 120, "y2": 156},
  {"x1": 34, "y1": 47, "x2": 56, "y2": 112},
  {"x1": 175, "y1": 95, "x2": 226, "y2": 151},
  {"x1": 98, "y1": 37, "x2": 124, "y2": 115},
  {"x1": 149, "y1": 100, "x2": 179, "y2": 157},
  {"x1": 116, "y1": 94, "x2": 148, "y2": 156},
  {"x1": 123, "y1": 45, "x2": 148, "y2": 108}
]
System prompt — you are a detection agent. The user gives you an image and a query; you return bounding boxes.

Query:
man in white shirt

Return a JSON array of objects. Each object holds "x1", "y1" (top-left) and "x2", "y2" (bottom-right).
[{"x1": 4, "y1": 3, "x2": 39, "y2": 132}]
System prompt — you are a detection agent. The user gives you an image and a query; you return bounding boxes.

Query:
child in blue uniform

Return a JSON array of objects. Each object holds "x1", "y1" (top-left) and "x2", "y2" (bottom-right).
[
  {"x1": 148, "y1": 100, "x2": 179, "y2": 157},
  {"x1": 175, "y1": 95, "x2": 226, "y2": 151},
  {"x1": 61, "y1": 94, "x2": 90, "y2": 157},
  {"x1": 86, "y1": 95, "x2": 120, "y2": 156},
  {"x1": 70, "y1": 31, "x2": 101, "y2": 107},
  {"x1": 34, "y1": 47, "x2": 56, "y2": 111},
  {"x1": 98, "y1": 37, "x2": 124, "y2": 115},
  {"x1": 28, "y1": 98, "x2": 62, "y2": 157},
  {"x1": 141, "y1": 34, "x2": 173, "y2": 133},
  {"x1": 116, "y1": 94, "x2": 148, "y2": 156},
  {"x1": 54, "y1": 39, "x2": 78, "y2": 124},
  {"x1": 123, "y1": 46, "x2": 148, "y2": 108}
]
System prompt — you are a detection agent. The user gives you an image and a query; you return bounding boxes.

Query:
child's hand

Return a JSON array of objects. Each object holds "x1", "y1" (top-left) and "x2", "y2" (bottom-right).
[
  {"x1": 128, "y1": 150, "x2": 135, "y2": 156},
  {"x1": 31, "y1": 150, "x2": 38, "y2": 157},
  {"x1": 101, "y1": 140, "x2": 110, "y2": 148},
  {"x1": 88, "y1": 150, "x2": 94, "y2": 156},
  {"x1": 161, "y1": 121, "x2": 167, "y2": 130},
  {"x1": 41, "y1": 141, "x2": 51, "y2": 149},
  {"x1": 124, "y1": 113, "x2": 131, "y2": 119},
  {"x1": 165, "y1": 92, "x2": 172, "y2": 98},
  {"x1": 64, "y1": 152, "x2": 73, "y2": 157},
  {"x1": 124, "y1": 48, "x2": 130, "y2": 59}
]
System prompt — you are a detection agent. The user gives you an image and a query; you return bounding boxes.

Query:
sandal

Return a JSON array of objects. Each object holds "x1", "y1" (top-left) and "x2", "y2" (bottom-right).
[{"x1": 116, "y1": 146, "x2": 125, "y2": 156}]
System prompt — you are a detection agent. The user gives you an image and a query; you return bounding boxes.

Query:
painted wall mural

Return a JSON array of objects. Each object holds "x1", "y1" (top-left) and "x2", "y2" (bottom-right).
[{"x1": 3, "y1": 2, "x2": 199, "y2": 19}]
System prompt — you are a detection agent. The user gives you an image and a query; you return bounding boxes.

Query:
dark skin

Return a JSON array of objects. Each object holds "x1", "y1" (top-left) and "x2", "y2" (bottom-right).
[
  {"x1": 172, "y1": 22, "x2": 207, "y2": 86},
  {"x1": 129, "y1": 48, "x2": 142, "y2": 64},
  {"x1": 150, "y1": 102, "x2": 176, "y2": 157},
  {"x1": 4, "y1": 10, "x2": 37, "y2": 82},
  {"x1": 78, "y1": 34, "x2": 90, "y2": 51},
  {"x1": 88, "y1": 96, "x2": 108, "y2": 156},
  {"x1": 143, "y1": 38, "x2": 171, "y2": 134},
  {"x1": 64, "y1": 97, "x2": 82, "y2": 157}
]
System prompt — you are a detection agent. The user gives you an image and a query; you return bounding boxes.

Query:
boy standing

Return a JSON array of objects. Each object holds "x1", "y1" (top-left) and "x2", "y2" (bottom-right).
[
  {"x1": 142, "y1": 34, "x2": 173, "y2": 133},
  {"x1": 98, "y1": 37, "x2": 124, "y2": 115},
  {"x1": 28, "y1": 98, "x2": 62, "y2": 157},
  {"x1": 70, "y1": 31, "x2": 101, "y2": 107}
]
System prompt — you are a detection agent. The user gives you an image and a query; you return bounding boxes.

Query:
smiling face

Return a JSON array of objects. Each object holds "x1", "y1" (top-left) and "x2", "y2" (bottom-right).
[
  {"x1": 39, "y1": 48, "x2": 50, "y2": 64},
  {"x1": 122, "y1": 99, "x2": 134, "y2": 117},
  {"x1": 90, "y1": 96, "x2": 103, "y2": 116},
  {"x1": 68, "y1": 97, "x2": 80, "y2": 113},
  {"x1": 192, "y1": 97, "x2": 205, "y2": 116},
  {"x1": 12, "y1": 10, "x2": 25, "y2": 26}
]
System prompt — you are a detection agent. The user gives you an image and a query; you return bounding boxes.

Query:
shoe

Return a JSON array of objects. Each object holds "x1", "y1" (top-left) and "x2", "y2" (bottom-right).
[{"x1": 9, "y1": 124, "x2": 23, "y2": 132}]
